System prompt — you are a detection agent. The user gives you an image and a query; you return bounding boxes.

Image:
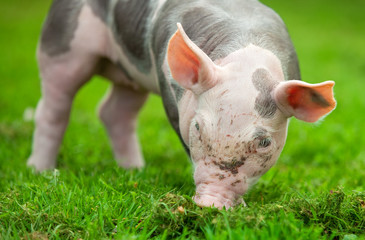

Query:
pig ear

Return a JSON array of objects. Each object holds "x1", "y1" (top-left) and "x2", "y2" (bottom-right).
[
  {"x1": 273, "y1": 80, "x2": 336, "y2": 122},
  {"x1": 167, "y1": 23, "x2": 218, "y2": 93}
]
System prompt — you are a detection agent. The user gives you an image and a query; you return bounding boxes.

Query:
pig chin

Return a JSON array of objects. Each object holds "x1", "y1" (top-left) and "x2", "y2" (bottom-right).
[{"x1": 192, "y1": 162, "x2": 248, "y2": 209}]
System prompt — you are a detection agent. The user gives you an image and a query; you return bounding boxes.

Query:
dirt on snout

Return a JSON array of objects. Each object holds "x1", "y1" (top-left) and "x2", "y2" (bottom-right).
[{"x1": 212, "y1": 156, "x2": 246, "y2": 175}]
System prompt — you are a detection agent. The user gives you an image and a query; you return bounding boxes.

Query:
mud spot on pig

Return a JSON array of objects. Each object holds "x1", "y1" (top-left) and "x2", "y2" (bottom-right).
[
  {"x1": 252, "y1": 68, "x2": 278, "y2": 118},
  {"x1": 220, "y1": 89, "x2": 229, "y2": 96},
  {"x1": 253, "y1": 170, "x2": 263, "y2": 177},
  {"x1": 207, "y1": 144, "x2": 213, "y2": 151},
  {"x1": 231, "y1": 180, "x2": 241, "y2": 187},
  {"x1": 264, "y1": 155, "x2": 272, "y2": 163},
  {"x1": 246, "y1": 143, "x2": 257, "y2": 154},
  {"x1": 213, "y1": 157, "x2": 246, "y2": 175},
  {"x1": 258, "y1": 155, "x2": 273, "y2": 168},
  {"x1": 215, "y1": 174, "x2": 226, "y2": 180}
]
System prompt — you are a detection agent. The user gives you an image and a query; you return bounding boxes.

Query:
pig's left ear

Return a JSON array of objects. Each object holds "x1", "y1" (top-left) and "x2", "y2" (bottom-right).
[
  {"x1": 167, "y1": 23, "x2": 218, "y2": 94},
  {"x1": 273, "y1": 80, "x2": 336, "y2": 122}
]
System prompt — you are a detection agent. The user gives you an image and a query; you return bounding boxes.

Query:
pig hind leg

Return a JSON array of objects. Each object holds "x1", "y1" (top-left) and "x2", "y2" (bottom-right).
[
  {"x1": 28, "y1": 4, "x2": 105, "y2": 171},
  {"x1": 99, "y1": 83, "x2": 148, "y2": 169},
  {"x1": 27, "y1": 51, "x2": 99, "y2": 171}
]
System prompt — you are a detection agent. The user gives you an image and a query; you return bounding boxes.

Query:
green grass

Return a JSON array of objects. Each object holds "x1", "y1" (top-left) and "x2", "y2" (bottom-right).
[{"x1": 1, "y1": 0, "x2": 364, "y2": 239}]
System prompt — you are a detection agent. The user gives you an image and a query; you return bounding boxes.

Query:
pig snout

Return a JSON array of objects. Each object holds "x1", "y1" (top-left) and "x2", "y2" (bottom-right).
[
  {"x1": 193, "y1": 162, "x2": 248, "y2": 209},
  {"x1": 194, "y1": 184, "x2": 236, "y2": 209}
]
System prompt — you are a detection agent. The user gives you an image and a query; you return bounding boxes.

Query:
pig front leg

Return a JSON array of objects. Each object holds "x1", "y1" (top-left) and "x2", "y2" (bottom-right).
[
  {"x1": 27, "y1": 50, "x2": 98, "y2": 171},
  {"x1": 99, "y1": 85, "x2": 148, "y2": 168}
]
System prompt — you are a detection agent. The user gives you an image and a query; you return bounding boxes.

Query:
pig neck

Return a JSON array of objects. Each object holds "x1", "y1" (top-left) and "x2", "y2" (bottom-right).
[{"x1": 177, "y1": 45, "x2": 286, "y2": 148}]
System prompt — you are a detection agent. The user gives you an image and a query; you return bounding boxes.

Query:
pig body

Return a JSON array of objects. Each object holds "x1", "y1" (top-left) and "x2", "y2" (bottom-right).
[{"x1": 28, "y1": 0, "x2": 336, "y2": 208}]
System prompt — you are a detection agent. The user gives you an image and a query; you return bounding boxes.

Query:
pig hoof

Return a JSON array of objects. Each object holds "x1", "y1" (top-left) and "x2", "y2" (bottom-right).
[{"x1": 27, "y1": 156, "x2": 56, "y2": 172}]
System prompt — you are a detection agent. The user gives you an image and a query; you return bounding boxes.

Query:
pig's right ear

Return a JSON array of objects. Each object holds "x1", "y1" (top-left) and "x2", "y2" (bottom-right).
[
  {"x1": 167, "y1": 23, "x2": 218, "y2": 94},
  {"x1": 273, "y1": 80, "x2": 336, "y2": 122}
]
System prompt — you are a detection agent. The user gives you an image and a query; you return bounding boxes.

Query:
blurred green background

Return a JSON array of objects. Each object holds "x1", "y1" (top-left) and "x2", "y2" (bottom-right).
[{"x1": 0, "y1": 0, "x2": 364, "y2": 239}]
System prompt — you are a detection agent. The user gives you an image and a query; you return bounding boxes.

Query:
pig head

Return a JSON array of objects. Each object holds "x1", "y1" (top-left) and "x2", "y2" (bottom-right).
[{"x1": 166, "y1": 24, "x2": 336, "y2": 209}]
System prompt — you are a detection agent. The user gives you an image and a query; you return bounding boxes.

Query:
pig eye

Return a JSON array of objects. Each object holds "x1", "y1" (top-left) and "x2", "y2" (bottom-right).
[
  {"x1": 195, "y1": 122, "x2": 200, "y2": 131},
  {"x1": 258, "y1": 138, "x2": 271, "y2": 148}
]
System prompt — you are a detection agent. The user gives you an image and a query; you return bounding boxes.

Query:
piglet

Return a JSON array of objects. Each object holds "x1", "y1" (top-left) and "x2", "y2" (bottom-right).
[{"x1": 28, "y1": 0, "x2": 336, "y2": 209}]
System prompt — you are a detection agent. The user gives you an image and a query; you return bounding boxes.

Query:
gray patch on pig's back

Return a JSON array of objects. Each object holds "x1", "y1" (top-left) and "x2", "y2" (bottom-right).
[
  {"x1": 113, "y1": 0, "x2": 152, "y2": 71},
  {"x1": 87, "y1": 0, "x2": 110, "y2": 22},
  {"x1": 151, "y1": 0, "x2": 183, "y2": 60},
  {"x1": 286, "y1": 51, "x2": 301, "y2": 80},
  {"x1": 40, "y1": 0, "x2": 84, "y2": 56},
  {"x1": 181, "y1": 7, "x2": 240, "y2": 60},
  {"x1": 152, "y1": 1, "x2": 241, "y2": 62},
  {"x1": 252, "y1": 68, "x2": 278, "y2": 118}
]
